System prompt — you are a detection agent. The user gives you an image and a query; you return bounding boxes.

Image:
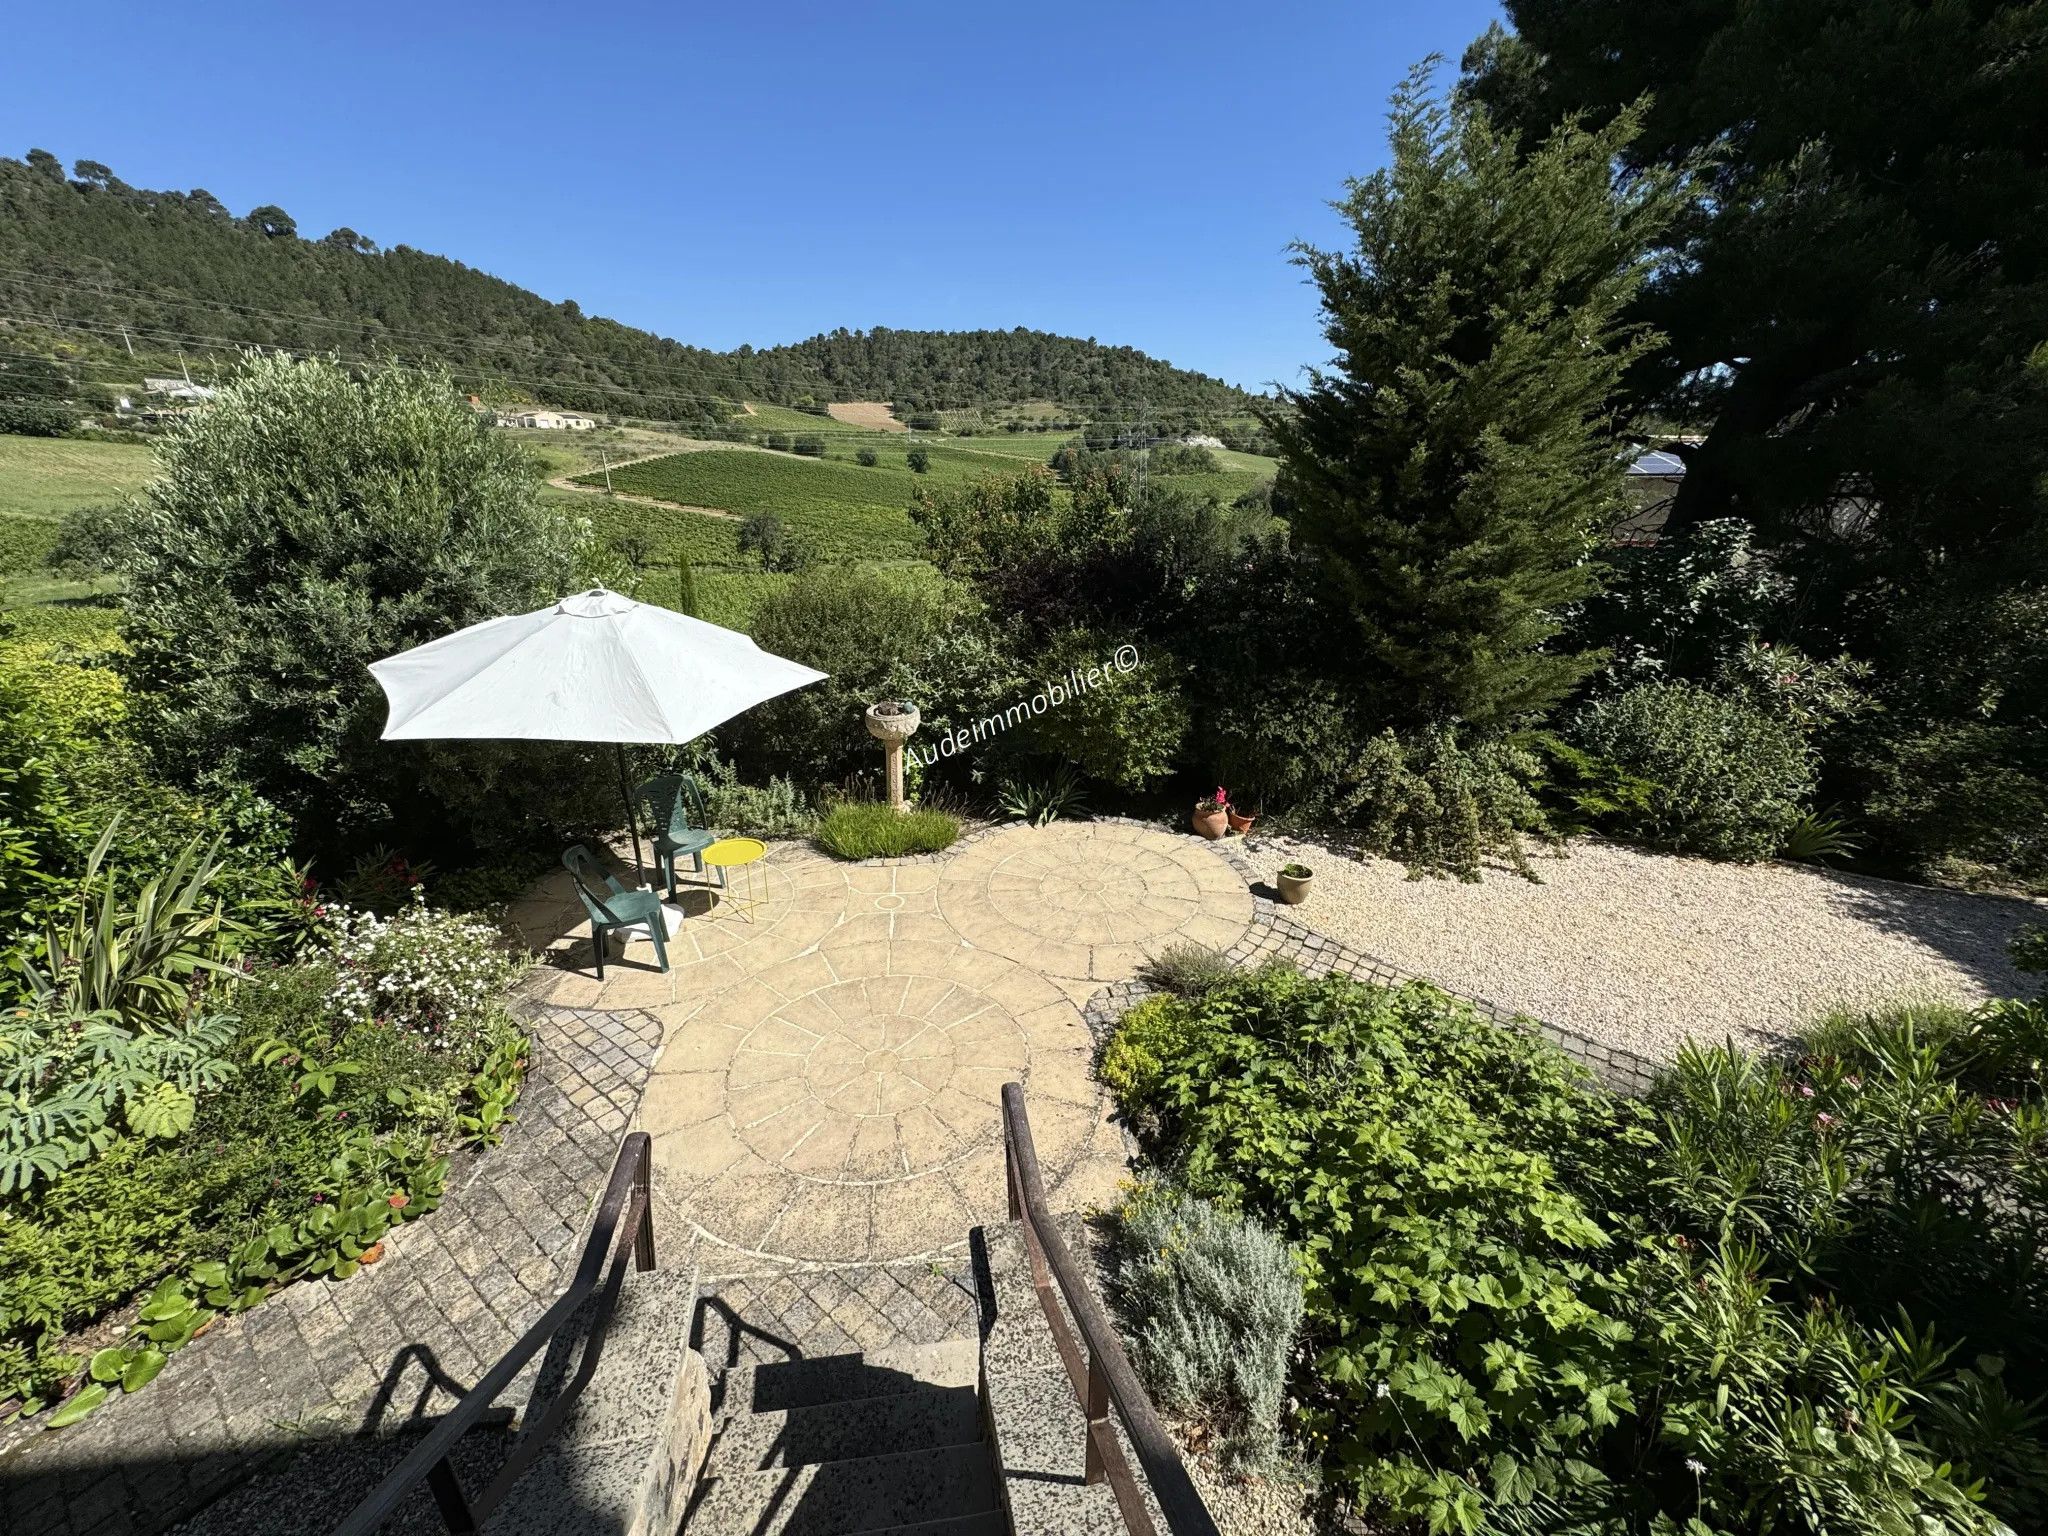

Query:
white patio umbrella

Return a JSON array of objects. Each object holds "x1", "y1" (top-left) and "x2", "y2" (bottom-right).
[{"x1": 369, "y1": 587, "x2": 826, "y2": 884}]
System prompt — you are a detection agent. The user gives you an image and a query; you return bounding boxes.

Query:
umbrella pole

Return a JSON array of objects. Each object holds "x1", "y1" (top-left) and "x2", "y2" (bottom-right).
[{"x1": 615, "y1": 744, "x2": 646, "y2": 888}]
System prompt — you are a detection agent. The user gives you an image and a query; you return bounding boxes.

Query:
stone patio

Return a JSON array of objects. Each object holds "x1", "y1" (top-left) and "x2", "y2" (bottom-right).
[{"x1": 514, "y1": 821, "x2": 1256, "y2": 1269}]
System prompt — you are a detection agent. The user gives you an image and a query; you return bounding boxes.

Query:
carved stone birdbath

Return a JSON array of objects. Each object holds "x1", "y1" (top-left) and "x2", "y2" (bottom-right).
[{"x1": 864, "y1": 700, "x2": 921, "y2": 812}]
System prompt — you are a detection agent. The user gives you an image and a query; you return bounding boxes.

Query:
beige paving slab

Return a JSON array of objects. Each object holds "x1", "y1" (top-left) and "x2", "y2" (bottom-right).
[
  {"x1": 548, "y1": 821, "x2": 1257, "y2": 1265},
  {"x1": 934, "y1": 820, "x2": 1252, "y2": 982}
]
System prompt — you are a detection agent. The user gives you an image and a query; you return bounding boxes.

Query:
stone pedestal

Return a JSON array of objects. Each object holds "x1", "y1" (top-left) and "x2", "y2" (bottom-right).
[{"x1": 864, "y1": 701, "x2": 921, "y2": 812}]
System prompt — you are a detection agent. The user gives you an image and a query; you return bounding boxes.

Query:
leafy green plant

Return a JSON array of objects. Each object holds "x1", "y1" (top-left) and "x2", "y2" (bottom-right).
[
  {"x1": 997, "y1": 761, "x2": 1089, "y2": 826},
  {"x1": 1783, "y1": 809, "x2": 1861, "y2": 863},
  {"x1": 1103, "y1": 966, "x2": 1641, "y2": 1531},
  {"x1": 1332, "y1": 725, "x2": 1550, "y2": 881},
  {"x1": 20, "y1": 823, "x2": 245, "y2": 1027},
  {"x1": 688, "y1": 751, "x2": 816, "y2": 838},
  {"x1": 0, "y1": 1004, "x2": 238, "y2": 1192},
  {"x1": 334, "y1": 845, "x2": 437, "y2": 916},
  {"x1": 814, "y1": 802, "x2": 960, "y2": 859},
  {"x1": 1025, "y1": 629, "x2": 1188, "y2": 792},
  {"x1": 458, "y1": 1031, "x2": 530, "y2": 1147},
  {"x1": 1114, "y1": 1183, "x2": 1304, "y2": 1471},
  {"x1": 1573, "y1": 681, "x2": 1815, "y2": 861},
  {"x1": 250, "y1": 1033, "x2": 364, "y2": 1102}
]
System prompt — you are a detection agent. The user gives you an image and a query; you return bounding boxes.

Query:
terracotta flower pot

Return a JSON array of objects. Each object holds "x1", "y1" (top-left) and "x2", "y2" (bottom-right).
[
  {"x1": 1276, "y1": 865, "x2": 1314, "y2": 904},
  {"x1": 1191, "y1": 804, "x2": 1228, "y2": 840},
  {"x1": 1226, "y1": 809, "x2": 1257, "y2": 835}
]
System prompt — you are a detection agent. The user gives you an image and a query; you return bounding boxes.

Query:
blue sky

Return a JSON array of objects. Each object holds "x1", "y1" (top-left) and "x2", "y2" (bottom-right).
[{"x1": 1, "y1": 1, "x2": 1502, "y2": 395}]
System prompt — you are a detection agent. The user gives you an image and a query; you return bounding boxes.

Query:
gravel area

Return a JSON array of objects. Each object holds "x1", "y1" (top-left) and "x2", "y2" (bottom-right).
[{"x1": 1243, "y1": 834, "x2": 2044, "y2": 1061}]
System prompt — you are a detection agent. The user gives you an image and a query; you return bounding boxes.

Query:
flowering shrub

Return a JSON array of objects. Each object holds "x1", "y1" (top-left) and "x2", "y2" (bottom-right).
[{"x1": 327, "y1": 893, "x2": 527, "y2": 1053}]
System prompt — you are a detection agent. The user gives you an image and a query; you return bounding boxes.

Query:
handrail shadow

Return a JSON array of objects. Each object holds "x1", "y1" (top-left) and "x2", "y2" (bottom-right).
[{"x1": 331, "y1": 1131, "x2": 657, "y2": 1536}]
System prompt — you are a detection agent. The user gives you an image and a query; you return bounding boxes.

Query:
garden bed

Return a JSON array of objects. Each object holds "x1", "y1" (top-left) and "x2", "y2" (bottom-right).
[{"x1": 1244, "y1": 832, "x2": 2043, "y2": 1059}]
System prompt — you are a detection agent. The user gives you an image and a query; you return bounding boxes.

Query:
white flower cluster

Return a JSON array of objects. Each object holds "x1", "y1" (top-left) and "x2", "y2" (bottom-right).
[{"x1": 326, "y1": 895, "x2": 524, "y2": 1054}]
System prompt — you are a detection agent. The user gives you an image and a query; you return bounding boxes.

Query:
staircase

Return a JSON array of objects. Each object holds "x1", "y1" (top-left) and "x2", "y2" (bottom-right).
[{"x1": 684, "y1": 1338, "x2": 1003, "y2": 1536}]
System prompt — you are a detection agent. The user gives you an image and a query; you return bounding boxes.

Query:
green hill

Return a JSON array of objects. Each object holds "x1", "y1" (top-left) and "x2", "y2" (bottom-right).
[{"x1": 0, "y1": 150, "x2": 1263, "y2": 430}]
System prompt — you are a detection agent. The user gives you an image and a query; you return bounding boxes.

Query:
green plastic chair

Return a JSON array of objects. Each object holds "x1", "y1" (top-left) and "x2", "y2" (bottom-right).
[
  {"x1": 634, "y1": 773, "x2": 721, "y2": 899},
  {"x1": 562, "y1": 844, "x2": 670, "y2": 980}
]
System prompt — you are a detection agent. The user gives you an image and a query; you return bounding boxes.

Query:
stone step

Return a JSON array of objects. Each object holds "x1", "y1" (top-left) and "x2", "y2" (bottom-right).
[
  {"x1": 717, "y1": 1338, "x2": 979, "y2": 1418},
  {"x1": 685, "y1": 1442, "x2": 999, "y2": 1536},
  {"x1": 707, "y1": 1384, "x2": 982, "y2": 1473}
]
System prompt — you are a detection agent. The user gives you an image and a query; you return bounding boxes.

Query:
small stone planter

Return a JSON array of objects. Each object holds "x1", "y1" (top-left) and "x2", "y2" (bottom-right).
[{"x1": 1276, "y1": 863, "x2": 1314, "y2": 904}]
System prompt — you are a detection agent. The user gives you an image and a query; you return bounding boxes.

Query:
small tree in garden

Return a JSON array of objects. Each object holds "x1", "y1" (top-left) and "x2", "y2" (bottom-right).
[
  {"x1": 114, "y1": 354, "x2": 596, "y2": 851},
  {"x1": 1273, "y1": 65, "x2": 1683, "y2": 729}
]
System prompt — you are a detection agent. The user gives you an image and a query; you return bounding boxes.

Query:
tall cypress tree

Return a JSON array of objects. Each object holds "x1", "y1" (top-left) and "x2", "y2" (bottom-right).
[{"x1": 1272, "y1": 66, "x2": 1681, "y2": 729}]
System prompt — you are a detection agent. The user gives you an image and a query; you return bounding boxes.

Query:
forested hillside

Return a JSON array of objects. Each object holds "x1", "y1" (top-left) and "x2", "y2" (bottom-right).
[
  {"x1": 753, "y1": 326, "x2": 1253, "y2": 418},
  {"x1": 0, "y1": 150, "x2": 1258, "y2": 428}
]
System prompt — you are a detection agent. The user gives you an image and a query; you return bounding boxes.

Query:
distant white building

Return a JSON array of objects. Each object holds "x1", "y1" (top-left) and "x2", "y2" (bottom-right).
[
  {"x1": 498, "y1": 407, "x2": 597, "y2": 430},
  {"x1": 142, "y1": 375, "x2": 215, "y2": 401}
]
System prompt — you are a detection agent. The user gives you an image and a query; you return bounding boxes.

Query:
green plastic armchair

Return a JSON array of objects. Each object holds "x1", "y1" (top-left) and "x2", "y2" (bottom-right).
[
  {"x1": 562, "y1": 844, "x2": 670, "y2": 979},
  {"x1": 633, "y1": 773, "x2": 720, "y2": 899}
]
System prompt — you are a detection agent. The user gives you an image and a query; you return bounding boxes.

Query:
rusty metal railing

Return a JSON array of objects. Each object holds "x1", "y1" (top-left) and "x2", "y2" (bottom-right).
[
  {"x1": 1000, "y1": 1082, "x2": 1220, "y2": 1536},
  {"x1": 333, "y1": 1132, "x2": 656, "y2": 1535}
]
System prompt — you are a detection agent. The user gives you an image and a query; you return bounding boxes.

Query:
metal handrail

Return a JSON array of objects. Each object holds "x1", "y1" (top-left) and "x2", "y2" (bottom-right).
[
  {"x1": 1000, "y1": 1082, "x2": 1221, "y2": 1536},
  {"x1": 333, "y1": 1132, "x2": 657, "y2": 1535}
]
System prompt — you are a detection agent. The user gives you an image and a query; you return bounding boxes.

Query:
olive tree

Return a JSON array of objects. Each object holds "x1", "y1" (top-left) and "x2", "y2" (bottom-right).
[{"x1": 117, "y1": 354, "x2": 609, "y2": 853}]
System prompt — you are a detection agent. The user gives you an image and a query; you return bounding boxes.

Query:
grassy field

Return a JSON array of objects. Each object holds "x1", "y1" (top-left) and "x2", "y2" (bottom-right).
[
  {"x1": 0, "y1": 418, "x2": 1278, "y2": 631},
  {"x1": 0, "y1": 436, "x2": 156, "y2": 519},
  {"x1": 0, "y1": 434, "x2": 161, "y2": 605},
  {"x1": 584, "y1": 451, "x2": 924, "y2": 560},
  {"x1": 578, "y1": 423, "x2": 1279, "y2": 568}
]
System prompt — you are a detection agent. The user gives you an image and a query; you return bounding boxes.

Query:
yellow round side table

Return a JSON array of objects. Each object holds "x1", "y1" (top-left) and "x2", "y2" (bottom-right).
[{"x1": 700, "y1": 837, "x2": 768, "y2": 923}]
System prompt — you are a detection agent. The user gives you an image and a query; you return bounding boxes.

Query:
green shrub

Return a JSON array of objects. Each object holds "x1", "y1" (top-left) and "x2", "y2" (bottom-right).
[
  {"x1": 1107, "y1": 967, "x2": 1640, "y2": 1531},
  {"x1": 1114, "y1": 1184, "x2": 1303, "y2": 1471},
  {"x1": 1111, "y1": 966, "x2": 2014, "y2": 1533},
  {"x1": 723, "y1": 565, "x2": 946, "y2": 789},
  {"x1": 1097, "y1": 994, "x2": 1205, "y2": 1122},
  {"x1": 1572, "y1": 680, "x2": 1813, "y2": 860},
  {"x1": 110, "y1": 354, "x2": 608, "y2": 856},
  {"x1": 907, "y1": 449, "x2": 930, "y2": 473},
  {"x1": 689, "y1": 753, "x2": 816, "y2": 838},
  {"x1": 1863, "y1": 722, "x2": 2048, "y2": 891},
  {"x1": 0, "y1": 517, "x2": 60, "y2": 575},
  {"x1": 1331, "y1": 724, "x2": 1550, "y2": 880},
  {"x1": 996, "y1": 760, "x2": 1089, "y2": 825},
  {"x1": 814, "y1": 802, "x2": 959, "y2": 859},
  {"x1": 792, "y1": 434, "x2": 825, "y2": 458},
  {"x1": 855, "y1": 447, "x2": 879, "y2": 467},
  {"x1": 1025, "y1": 628, "x2": 1188, "y2": 792},
  {"x1": 1135, "y1": 942, "x2": 1235, "y2": 999},
  {"x1": 1643, "y1": 1032, "x2": 2048, "y2": 1531}
]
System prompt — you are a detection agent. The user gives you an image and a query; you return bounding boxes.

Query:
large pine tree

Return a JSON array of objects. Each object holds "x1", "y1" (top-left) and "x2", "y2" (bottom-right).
[{"x1": 1272, "y1": 67, "x2": 1680, "y2": 729}]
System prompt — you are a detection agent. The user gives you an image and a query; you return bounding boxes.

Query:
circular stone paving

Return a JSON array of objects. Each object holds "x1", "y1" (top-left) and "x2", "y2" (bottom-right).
[
  {"x1": 729, "y1": 973, "x2": 1026, "y2": 1179},
  {"x1": 936, "y1": 820, "x2": 1253, "y2": 982},
  {"x1": 642, "y1": 939, "x2": 1125, "y2": 1265}
]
